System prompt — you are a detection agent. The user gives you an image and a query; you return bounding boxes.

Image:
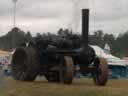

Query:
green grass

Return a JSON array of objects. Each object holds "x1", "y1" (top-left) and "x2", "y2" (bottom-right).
[{"x1": 1, "y1": 77, "x2": 128, "y2": 96}]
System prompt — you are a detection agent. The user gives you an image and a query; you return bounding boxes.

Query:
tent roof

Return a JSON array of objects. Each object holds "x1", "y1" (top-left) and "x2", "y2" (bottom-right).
[{"x1": 91, "y1": 45, "x2": 128, "y2": 66}]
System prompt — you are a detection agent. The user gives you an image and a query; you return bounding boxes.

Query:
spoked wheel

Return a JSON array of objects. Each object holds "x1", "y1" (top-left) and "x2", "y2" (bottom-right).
[
  {"x1": 11, "y1": 47, "x2": 39, "y2": 81},
  {"x1": 93, "y1": 57, "x2": 108, "y2": 86},
  {"x1": 59, "y1": 56, "x2": 75, "y2": 84}
]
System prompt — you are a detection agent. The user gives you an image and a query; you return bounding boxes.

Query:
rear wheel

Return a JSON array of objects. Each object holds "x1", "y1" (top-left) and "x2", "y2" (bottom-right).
[
  {"x1": 59, "y1": 56, "x2": 75, "y2": 84},
  {"x1": 93, "y1": 57, "x2": 108, "y2": 86},
  {"x1": 11, "y1": 47, "x2": 39, "y2": 81}
]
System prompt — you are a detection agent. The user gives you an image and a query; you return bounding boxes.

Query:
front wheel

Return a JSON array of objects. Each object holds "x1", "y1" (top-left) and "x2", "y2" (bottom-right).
[{"x1": 93, "y1": 57, "x2": 108, "y2": 86}]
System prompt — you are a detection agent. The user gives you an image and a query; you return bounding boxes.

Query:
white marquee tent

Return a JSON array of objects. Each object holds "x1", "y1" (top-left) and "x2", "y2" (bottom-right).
[{"x1": 91, "y1": 45, "x2": 128, "y2": 67}]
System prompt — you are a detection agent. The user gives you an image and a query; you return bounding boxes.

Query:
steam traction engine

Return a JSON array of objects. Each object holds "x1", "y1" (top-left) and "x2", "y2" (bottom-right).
[{"x1": 11, "y1": 9, "x2": 108, "y2": 85}]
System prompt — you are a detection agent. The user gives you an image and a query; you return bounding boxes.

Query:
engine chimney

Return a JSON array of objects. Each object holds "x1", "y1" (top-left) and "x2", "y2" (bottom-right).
[{"x1": 82, "y1": 9, "x2": 89, "y2": 47}]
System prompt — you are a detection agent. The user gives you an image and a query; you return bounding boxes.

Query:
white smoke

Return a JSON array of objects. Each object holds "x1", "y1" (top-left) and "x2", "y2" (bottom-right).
[{"x1": 70, "y1": 0, "x2": 90, "y2": 33}]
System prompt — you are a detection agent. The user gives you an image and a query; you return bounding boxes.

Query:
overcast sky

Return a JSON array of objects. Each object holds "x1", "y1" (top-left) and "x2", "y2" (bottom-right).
[{"x1": 0, "y1": 0, "x2": 128, "y2": 36}]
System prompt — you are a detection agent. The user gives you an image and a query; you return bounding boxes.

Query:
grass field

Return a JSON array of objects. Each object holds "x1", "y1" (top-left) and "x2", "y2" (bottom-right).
[{"x1": 1, "y1": 77, "x2": 128, "y2": 96}]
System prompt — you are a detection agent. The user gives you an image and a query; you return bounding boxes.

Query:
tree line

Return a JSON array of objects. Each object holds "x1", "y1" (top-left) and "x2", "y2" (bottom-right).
[{"x1": 0, "y1": 27, "x2": 128, "y2": 57}]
